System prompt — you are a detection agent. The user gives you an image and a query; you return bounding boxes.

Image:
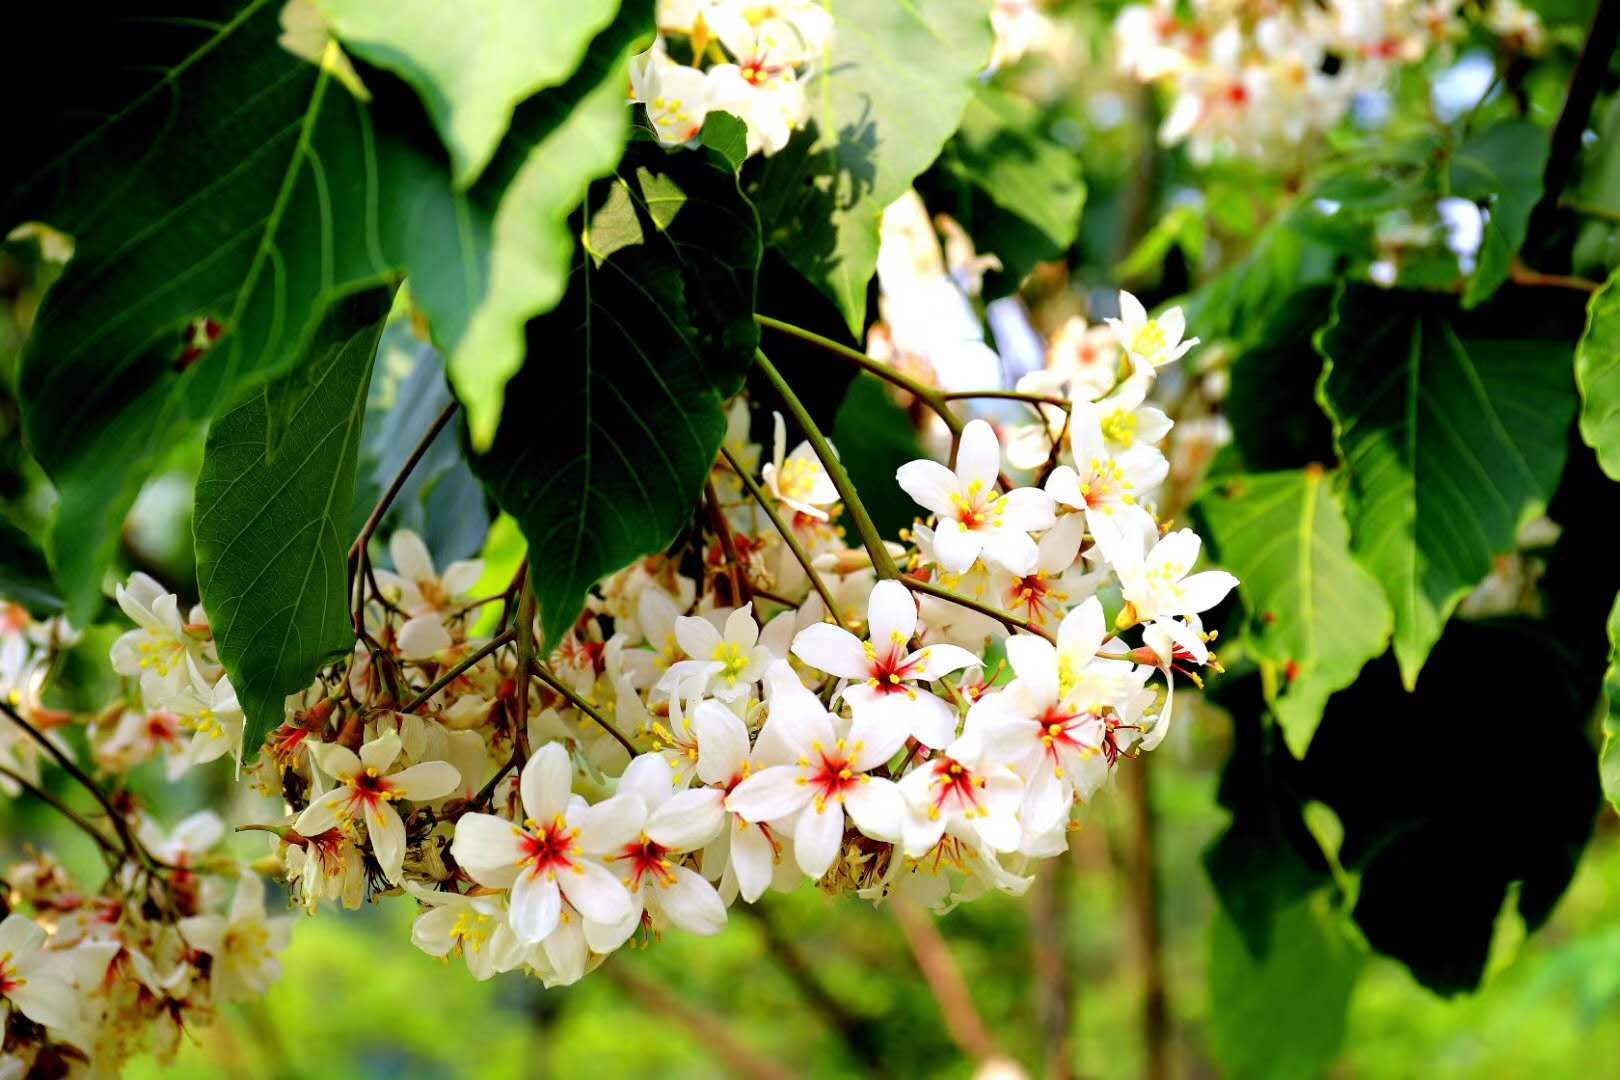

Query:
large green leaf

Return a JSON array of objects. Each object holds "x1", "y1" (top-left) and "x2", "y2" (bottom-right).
[
  {"x1": 832, "y1": 374, "x2": 925, "y2": 541},
  {"x1": 1207, "y1": 897, "x2": 1364, "y2": 1080},
  {"x1": 1451, "y1": 119, "x2": 1550, "y2": 308},
  {"x1": 0, "y1": 516, "x2": 62, "y2": 617},
  {"x1": 751, "y1": 0, "x2": 992, "y2": 334},
  {"x1": 1575, "y1": 269, "x2": 1620, "y2": 481},
  {"x1": 1316, "y1": 286, "x2": 1576, "y2": 687},
  {"x1": 468, "y1": 122, "x2": 761, "y2": 652},
  {"x1": 316, "y1": 0, "x2": 620, "y2": 187},
  {"x1": 1198, "y1": 468, "x2": 1391, "y2": 757},
  {"x1": 6, "y1": 0, "x2": 649, "y2": 621},
  {"x1": 194, "y1": 295, "x2": 388, "y2": 751}
]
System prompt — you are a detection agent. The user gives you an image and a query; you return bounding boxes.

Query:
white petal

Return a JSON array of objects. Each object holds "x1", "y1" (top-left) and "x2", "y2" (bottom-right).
[
  {"x1": 450, "y1": 813, "x2": 526, "y2": 882},
  {"x1": 674, "y1": 614, "x2": 722, "y2": 660},
  {"x1": 574, "y1": 793, "x2": 647, "y2": 856},
  {"x1": 932, "y1": 518, "x2": 985, "y2": 574},
  {"x1": 541, "y1": 913, "x2": 589, "y2": 983},
  {"x1": 790, "y1": 623, "x2": 870, "y2": 681},
  {"x1": 307, "y1": 741, "x2": 361, "y2": 781},
  {"x1": 724, "y1": 604, "x2": 760, "y2": 649},
  {"x1": 520, "y1": 743, "x2": 574, "y2": 824},
  {"x1": 906, "y1": 642, "x2": 983, "y2": 681},
  {"x1": 793, "y1": 799, "x2": 845, "y2": 879},
  {"x1": 954, "y1": 420, "x2": 1002, "y2": 493},
  {"x1": 895, "y1": 459, "x2": 962, "y2": 517},
  {"x1": 1004, "y1": 635, "x2": 1058, "y2": 706},
  {"x1": 389, "y1": 529, "x2": 436, "y2": 584},
  {"x1": 1117, "y1": 290, "x2": 1148, "y2": 330},
  {"x1": 293, "y1": 787, "x2": 348, "y2": 836},
  {"x1": 842, "y1": 777, "x2": 905, "y2": 842},
  {"x1": 365, "y1": 801, "x2": 407, "y2": 883},
  {"x1": 389, "y1": 761, "x2": 460, "y2": 802},
  {"x1": 1171, "y1": 571, "x2": 1239, "y2": 616},
  {"x1": 0, "y1": 914, "x2": 45, "y2": 956},
  {"x1": 9, "y1": 972, "x2": 81, "y2": 1035},
  {"x1": 1057, "y1": 597, "x2": 1107, "y2": 668},
  {"x1": 441, "y1": 559, "x2": 484, "y2": 597},
  {"x1": 359, "y1": 731, "x2": 403, "y2": 774},
  {"x1": 692, "y1": 700, "x2": 750, "y2": 784},
  {"x1": 647, "y1": 787, "x2": 726, "y2": 851},
  {"x1": 844, "y1": 707, "x2": 911, "y2": 772},
  {"x1": 865, "y1": 579, "x2": 917, "y2": 652},
  {"x1": 656, "y1": 865, "x2": 728, "y2": 935},
  {"x1": 903, "y1": 691, "x2": 961, "y2": 749},
  {"x1": 618, "y1": 753, "x2": 677, "y2": 810},
  {"x1": 730, "y1": 821, "x2": 776, "y2": 903},
  {"x1": 557, "y1": 860, "x2": 634, "y2": 926},
  {"x1": 509, "y1": 869, "x2": 562, "y2": 944},
  {"x1": 980, "y1": 528, "x2": 1039, "y2": 576},
  {"x1": 725, "y1": 765, "x2": 811, "y2": 823},
  {"x1": 397, "y1": 616, "x2": 453, "y2": 660}
]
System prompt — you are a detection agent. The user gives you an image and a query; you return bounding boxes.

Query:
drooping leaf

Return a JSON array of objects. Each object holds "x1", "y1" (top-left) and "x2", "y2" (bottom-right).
[
  {"x1": 1451, "y1": 118, "x2": 1551, "y2": 308},
  {"x1": 751, "y1": 0, "x2": 993, "y2": 334},
  {"x1": 467, "y1": 125, "x2": 761, "y2": 652},
  {"x1": 1300, "y1": 618, "x2": 1599, "y2": 995},
  {"x1": 1197, "y1": 467, "x2": 1391, "y2": 756},
  {"x1": 1315, "y1": 285, "x2": 1577, "y2": 687},
  {"x1": 5, "y1": 1, "x2": 649, "y2": 621},
  {"x1": 1207, "y1": 896, "x2": 1364, "y2": 1080},
  {"x1": 194, "y1": 294, "x2": 390, "y2": 751},
  {"x1": 1575, "y1": 269, "x2": 1620, "y2": 481},
  {"x1": 1221, "y1": 285, "x2": 1337, "y2": 472},
  {"x1": 832, "y1": 374, "x2": 926, "y2": 540},
  {"x1": 315, "y1": 0, "x2": 620, "y2": 187}
]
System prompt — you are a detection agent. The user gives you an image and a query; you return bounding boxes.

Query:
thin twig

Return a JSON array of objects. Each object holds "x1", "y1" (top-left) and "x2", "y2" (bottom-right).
[
  {"x1": 901, "y1": 575, "x2": 1056, "y2": 644},
  {"x1": 755, "y1": 349, "x2": 899, "y2": 580},
  {"x1": 1509, "y1": 259, "x2": 1601, "y2": 293},
  {"x1": 528, "y1": 661, "x2": 637, "y2": 757},
  {"x1": 1560, "y1": 198, "x2": 1620, "y2": 225},
  {"x1": 718, "y1": 444, "x2": 846, "y2": 629},
  {"x1": 1526, "y1": 0, "x2": 1620, "y2": 242},
  {"x1": 511, "y1": 572, "x2": 538, "y2": 766},
  {"x1": 941, "y1": 389, "x2": 1071, "y2": 410},
  {"x1": 705, "y1": 480, "x2": 749, "y2": 605},
  {"x1": 0, "y1": 762, "x2": 123, "y2": 859},
  {"x1": 400, "y1": 629, "x2": 516, "y2": 713}
]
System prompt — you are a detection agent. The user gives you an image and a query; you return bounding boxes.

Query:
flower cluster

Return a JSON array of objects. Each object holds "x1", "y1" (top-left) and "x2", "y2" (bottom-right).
[
  {"x1": 2, "y1": 603, "x2": 300, "y2": 1076},
  {"x1": 629, "y1": 0, "x2": 833, "y2": 158},
  {"x1": 1111, "y1": 0, "x2": 1544, "y2": 163},
  {"x1": 193, "y1": 285, "x2": 1238, "y2": 993}
]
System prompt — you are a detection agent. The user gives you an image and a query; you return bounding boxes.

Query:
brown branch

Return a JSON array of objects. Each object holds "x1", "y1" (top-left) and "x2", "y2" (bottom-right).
[
  {"x1": 400, "y1": 629, "x2": 516, "y2": 713},
  {"x1": 1509, "y1": 259, "x2": 1601, "y2": 293},
  {"x1": 718, "y1": 444, "x2": 847, "y2": 629},
  {"x1": 900, "y1": 575, "x2": 1056, "y2": 644},
  {"x1": 604, "y1": 964, "x2": 797, "y2": 1080},
  {"x1": 0, "y1": 762, "x2": 123, "y2": 860},
  {"x1": 890, "y1": 896, "x2": 1001, "y2": 1064},
  {"x1": 705, "y1": 480, "x2": 749, "y2": 605},
  {"x1": 528, "y1": 661, "x2": 637, "y2": 757}
]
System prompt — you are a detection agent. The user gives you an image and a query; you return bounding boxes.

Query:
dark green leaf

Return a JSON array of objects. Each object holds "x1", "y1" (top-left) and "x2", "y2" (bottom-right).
[
  {"x1": 751, "y1": 0, "x2": 992, "y2": 334},
  {"x1": 1601, "y1": 592, "x2": 1620, "y2": 814},
  {"x1": 468, "y1": 128, "x2": 761, "y2": 652},
  {"x1": 1208, "y1": 896, "x2": 1364, "y2": 1080},
  {"x1": 7, "y1": 1, "x2": 649, "y2": 620},
  {"x1": 194, "y1": 294, "x2": 389, "y2": 751},
  {"x1": 832, "y1": 374, "x2": 926, "y2": 541},
  {"x1": 1315, "y1": 285, "x2": 1577, "y2": 686},
  {"x1": 0, "y1": 516, "x2": 62, "y2": 616},
  {"x1": 1197, "y1": 468, "x2": 1391, "y2": 756},
  {"x1": 1222, "y1": 284, "x2": 1337, "y2": 472}
]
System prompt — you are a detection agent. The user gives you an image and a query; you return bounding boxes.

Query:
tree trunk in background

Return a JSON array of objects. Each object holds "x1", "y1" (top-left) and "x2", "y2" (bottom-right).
[
  {"x1": 1126, "y1": 757, "x2": 1170, "y2": 1080},
  {"x1": 1031, "y1": 851, "x2": 1075, "y2": 1080}
]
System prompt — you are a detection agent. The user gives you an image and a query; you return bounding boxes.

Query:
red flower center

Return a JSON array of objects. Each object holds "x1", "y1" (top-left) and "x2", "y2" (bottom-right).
[
  {"x1": 617, "y1": 838, "x2": 676, "y2": 890},
  {"x1": 520, "y1": 818, "x2": 578, "y2": 877}
]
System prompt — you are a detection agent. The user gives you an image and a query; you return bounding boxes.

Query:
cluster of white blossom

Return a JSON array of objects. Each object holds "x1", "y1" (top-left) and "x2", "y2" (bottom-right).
[
  {"x1": 629, "y1": 0, "x2": 833, "y2": 158},
  {"x1": 1112, "y1": 0, "x2": 1544, "y2": 163},
  {"x1": 3, "y1": 605, "x2": 292, "y2": 1075},
  {"x1": 183, "y1": 284, "x2": 1237, "y2": 992}
]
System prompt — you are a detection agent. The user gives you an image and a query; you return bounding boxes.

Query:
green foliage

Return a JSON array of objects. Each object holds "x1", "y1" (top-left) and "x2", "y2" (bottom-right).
[
  {"x1": 752, "y1": 0, "x2": 993, "y2": 334},
  {"x1": 1576, "y1": 269, "x2": 1620, "y2": 480},
  {"x1": 1197, "y1": 468, "x2": 1391, "y2": 756},
  {"x1": 7, "y1": 1, "x2": 646, "y2": 620},
  {"x1": 315, "y1": 0, "x2": 621, "y2": 187},
  {"x1": 1208, "y1": 896, "x2": 1365, "y2": 1080},
  {"x1": 0, "y1": 515, "x2": 61, "y2": 616},
  {"x1": 1316, "y1": 286, "x2": 1577, "y2": 686},
  {"x1": 195, "y1": 296, "x2": 388, "y2": 749},
  {"x1": 1451, "y1": 119, "x2": 1551, "y2": 307},
  {"x1": 466, "y1": 126, "x2": 760, "y2": 651},
  {"x1": 1600, "y1": 593, "x2": 1620, "y2": 813}
]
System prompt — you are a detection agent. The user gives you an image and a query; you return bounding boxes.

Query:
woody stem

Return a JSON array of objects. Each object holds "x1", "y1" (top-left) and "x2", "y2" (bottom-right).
[
  {"x1": 899, "y1": 575, "x2": 1056, "y2": 644},
  {"x1": 717, "y1": 444, "x2": 847, "y2": 629},
  {"x1": 528, "y1": 661, "x2": 638, "y2": 757}
]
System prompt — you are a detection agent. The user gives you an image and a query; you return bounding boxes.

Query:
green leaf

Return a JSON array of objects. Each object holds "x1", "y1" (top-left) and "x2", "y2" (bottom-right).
[
  {"x1": 468, "y1": 127, "x2": 761, "y2": 653},
  {"x1": 832, "y1": 373, "x2": 926, "y2": 540},
  {"x1": 6, "y1": 1, "x2": 649, "y2": 621},
  {"x1": 315, "y1": 0, "x2": 621, "y2": 187},
  {"x1": 194, "y1": 295, "x2": 389, "y2": 752},
  {"x1": 1600, "y1": 592, "x2": 1620, "y2": 814},
  {"x1": 1451, "y1": 118, "x2": 1551, "y2": 308},
  {"x1": 752, "y1": 0, "x2": 992, "y2": 334},
  {"x1": 943, "y1": 84, "x2": 1085, "y2": 267},
  {"x1": 0, "y1": 516, "x2": 62, "y2": 617},
  {"x1": 1576, "y1": 269, "x2": 1620, "y2": 481},
  {"x1": 1316, "y1": 286, "x2": 1576, "y2": 687},
  {"x1": 1197, "y1": 468, "x2": 1391, "y2": 756},
  {"x1": 1207, "y1": 896, "x2": 1364, "y2": 1080}
]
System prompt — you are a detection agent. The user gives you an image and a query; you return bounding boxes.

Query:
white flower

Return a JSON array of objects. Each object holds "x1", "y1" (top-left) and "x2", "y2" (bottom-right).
[
  {"x1": 597, "y1": 753, "x2": 729, "y2": 938},
  {"x1": 405, "y1": 885, "x2": 526, "y2": 981},
  {"x1": 1043, "y1": 412, "x2": 1166, "y2": 540},
  {"x1": 896, "y1": 419, "x2": 1056, "y2": 575},
  {"x1": 790, "y1": 580, "x2": 979, "y2": 748},
  {"x1": 726, "y1": 664, "x2": 907, "y2": 880},
  {"x1": 450, "y1": 743, "x2": 636, "y2": 945},
  {"x1": 294, "y1": 732, "x2": 460, "y2": 883},
  {"x1": 1090, "y1": 515, "x2": 1239, "y2": 629},
  {"x1": 139, "y1": 658, "x2": 246, "y2": 774},
  {"x1": 689, "y1": 695, "x2": 783, "y2": 903},
  {"x1": 109, "y1": 573, "x2": 215, "y2": 691},
  {"x1": 630, "y1": 47, "x2": 712, "y2": 147},
  {"x1": 0, "y1": 914, "x2": 92, "y2": 1045},
  {"x1": 374, "y1": 529, "x2": 483, "y2": 618},
  {"x1": 1106, "y1": 291, "x2": 1198, "y2": 370},
  {"x1": 656, "y1": 604, "x2": 772, "y2": 702},
  {"x1": 761, "y1": 412, "x2": 840, "y2": 520},
  {"x1": 897, "y1": 730, "x2": 1024, "y2": 857},
  {"x1": 177, "y1": 874, "x2": 293, "y2": 1004}
]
